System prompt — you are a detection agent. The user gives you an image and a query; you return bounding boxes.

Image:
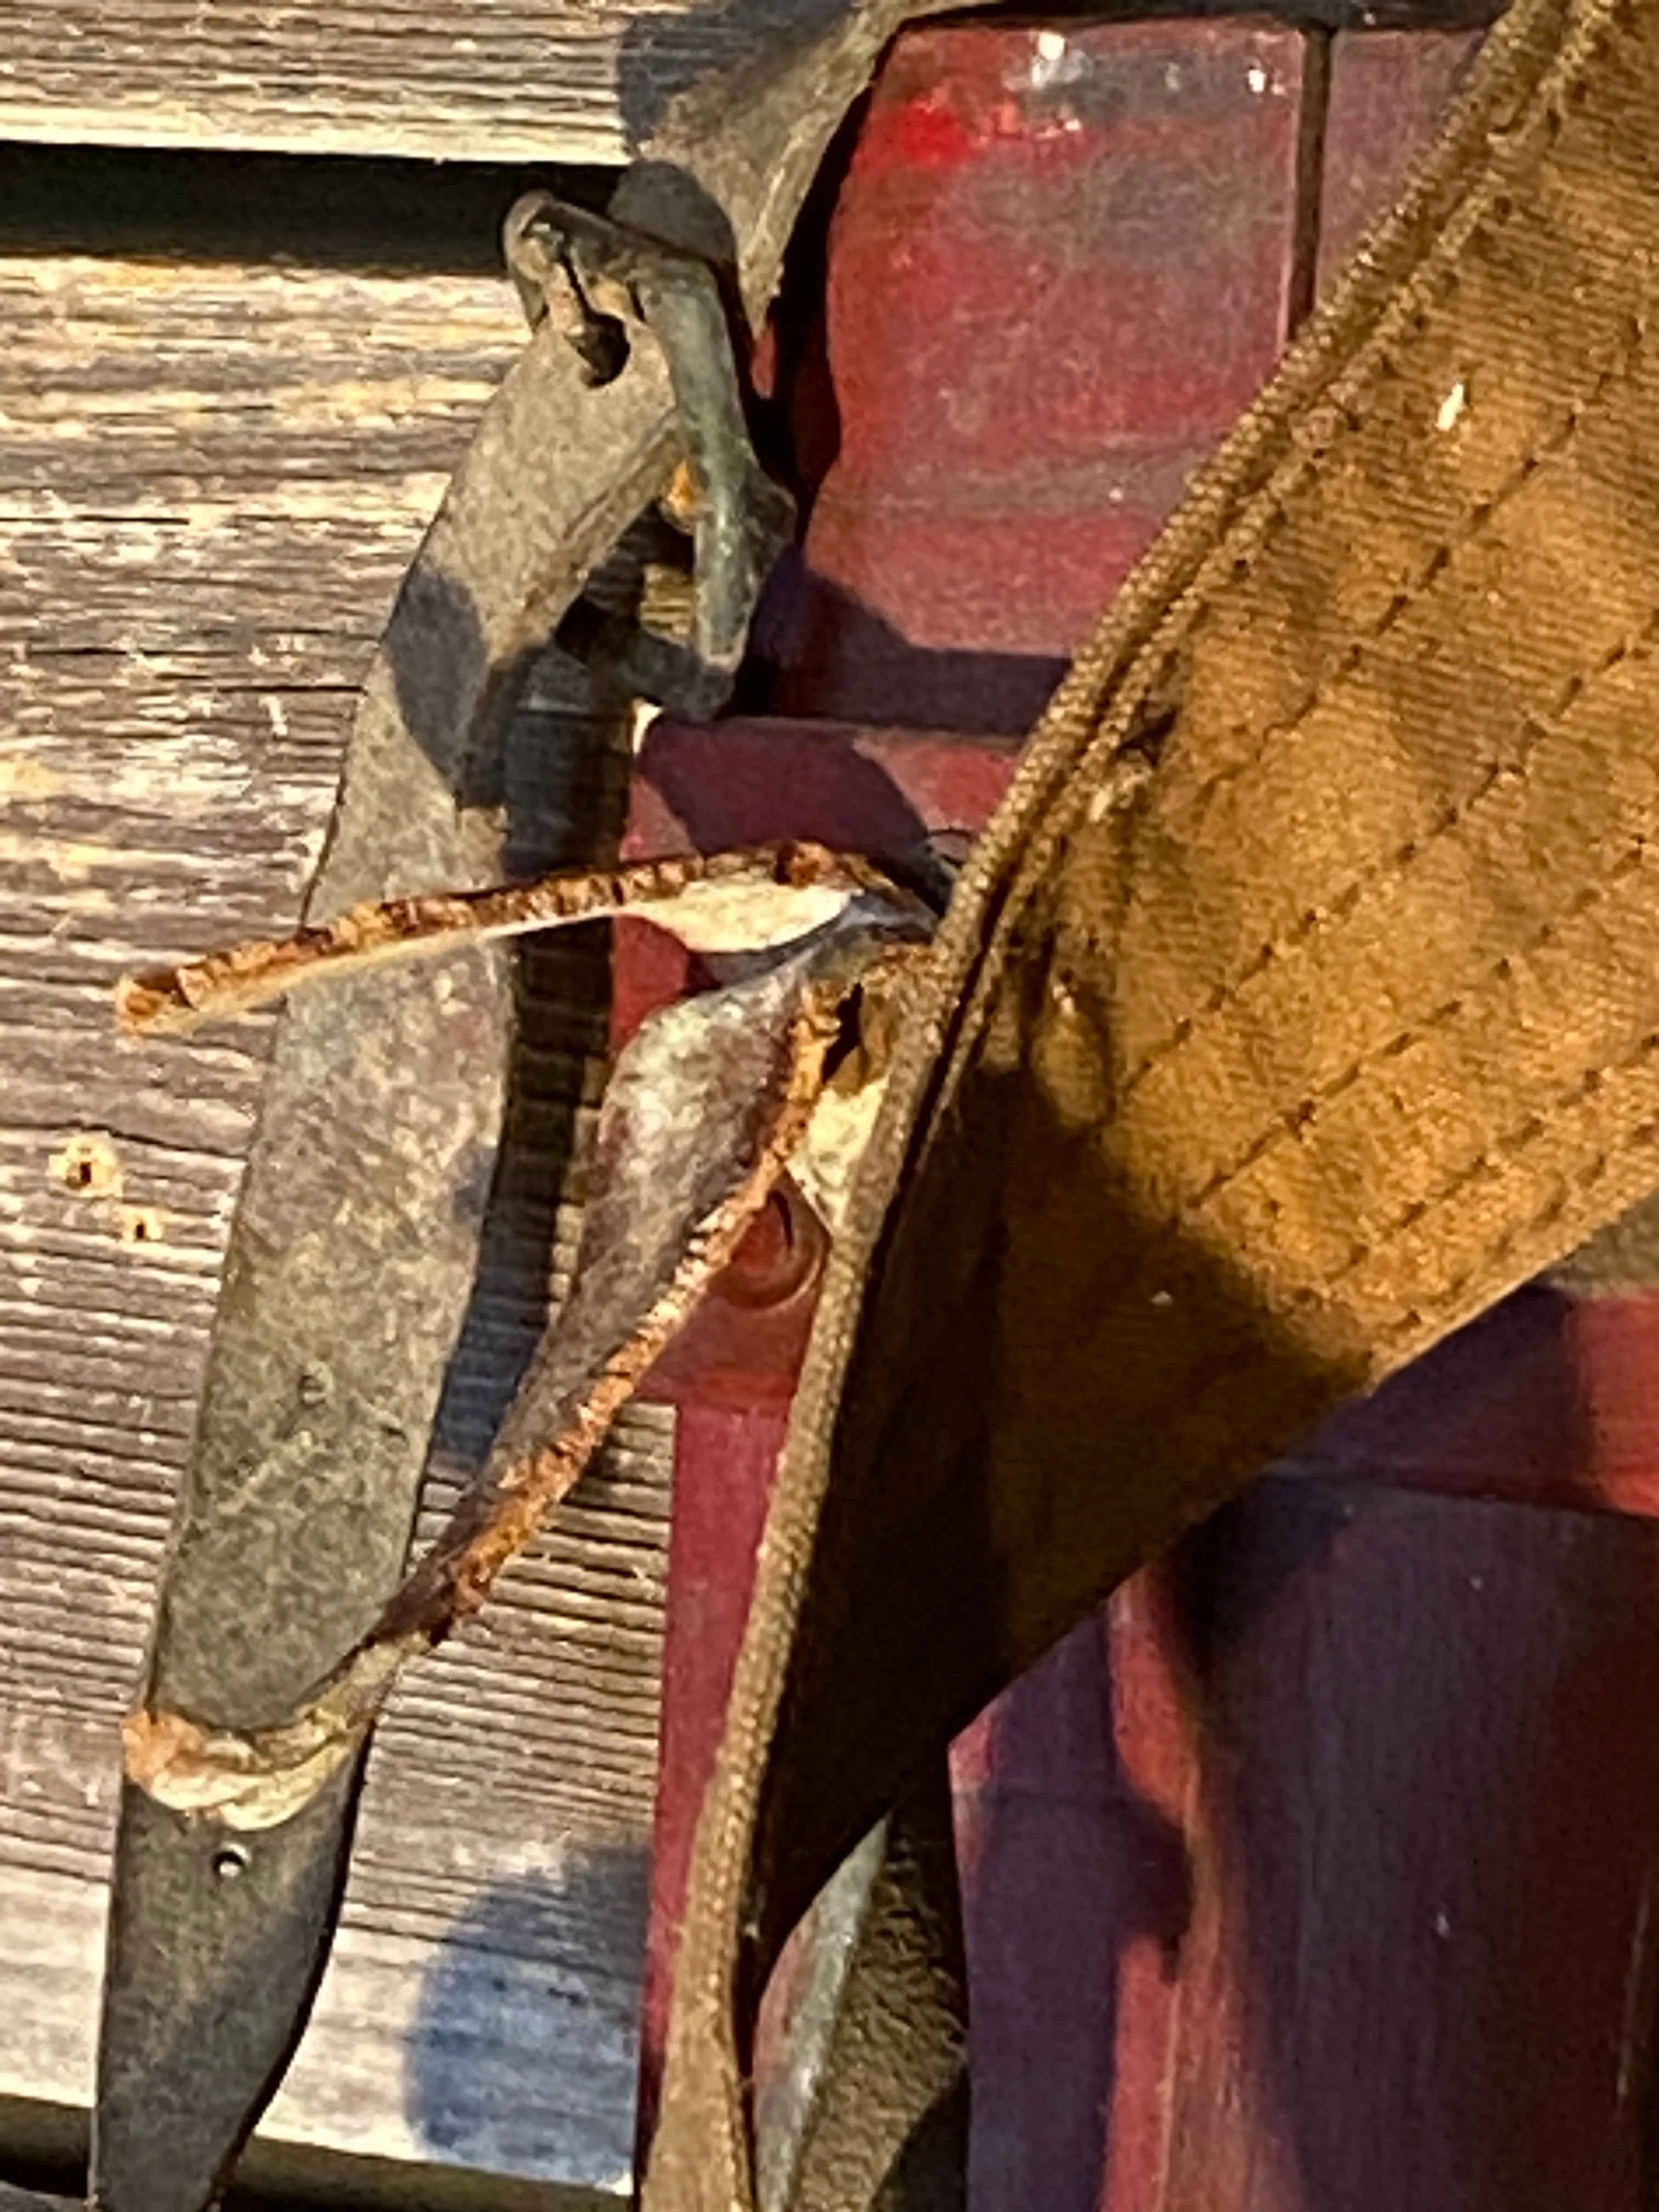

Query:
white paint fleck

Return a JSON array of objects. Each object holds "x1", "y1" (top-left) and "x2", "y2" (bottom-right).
[
  {"x1": 263, "y1": 695, "x2": 290, "y2": 740},
  {"x1": 1164, "y1": 62, "x2": 1182, "y2": 93},
  {"x1": 1246, "y1": 60, "x2": 1269, "y2": 95},
  {"x1": 1437, "y1": 379, "x2": 1469, "y2": 431},
  {"x1": 1029, "y1": 27, "x2": 1085, "y2": 91}
]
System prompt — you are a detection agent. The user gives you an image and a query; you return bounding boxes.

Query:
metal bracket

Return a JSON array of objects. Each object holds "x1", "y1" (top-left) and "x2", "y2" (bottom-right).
[{"x1": 505, "y1": 190, "x2": 797, "y2": 719}]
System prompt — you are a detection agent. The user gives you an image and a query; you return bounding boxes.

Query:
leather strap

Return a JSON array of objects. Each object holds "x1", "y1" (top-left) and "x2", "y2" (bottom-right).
[
  {"x1": 91, "y1": 1, "x2": 997, "y2": 2198},
  {"x1": 646, "y1": 0, "x2": 1659, "y2": 2200}
]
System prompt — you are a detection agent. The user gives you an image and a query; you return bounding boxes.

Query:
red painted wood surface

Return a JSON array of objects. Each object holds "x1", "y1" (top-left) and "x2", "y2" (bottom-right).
[
  {"x1": 758, "y1": 14, "x2": 1312, "y2": 730},
  {"x1": 1283, "y1": 1285, "x2": 1659, "y2": 1520},
  {"x1": 635, "y1": 1403, "x2": 788, "y2": 2149},
  {"x1": 1144, "y1": 1482, "x2": 1659, "y2": 2212},
  {"x1": 633, "y1": 19, "x2": 1659, "y2": 2210}
]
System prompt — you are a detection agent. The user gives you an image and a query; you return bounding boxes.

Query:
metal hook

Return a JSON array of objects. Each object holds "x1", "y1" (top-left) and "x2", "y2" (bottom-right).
[{"x1": 505, "y1": 189, "x2": 797, "y2": 717}]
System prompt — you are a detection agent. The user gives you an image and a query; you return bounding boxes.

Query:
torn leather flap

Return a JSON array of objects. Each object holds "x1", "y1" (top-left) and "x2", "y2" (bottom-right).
[
  {"x1": 646, "y1": 2, "x2": 1659, "y2": 2204},
  {"x1": 115, "y1": 873, "x2": 930, "y2": 1840},
  {"x1": 371, "y1": 903, "x2": 929, "y2": 1657}
]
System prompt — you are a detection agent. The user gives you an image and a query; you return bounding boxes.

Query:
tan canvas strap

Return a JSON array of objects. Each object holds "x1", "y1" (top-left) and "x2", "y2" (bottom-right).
[{"x1": 644, "y1": 0, "x2": 1659, "y2": 2202}]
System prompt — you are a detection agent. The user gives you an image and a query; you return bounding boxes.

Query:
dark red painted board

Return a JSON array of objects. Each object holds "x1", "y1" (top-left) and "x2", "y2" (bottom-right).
[
  {"x1": 629, "y1": 713, "x2": 1019, "y2": 874},
  {"x1": 635, "y1": 1403, "x2": 789, "y2": 2151},
  {"x1": 950, "y1": 1590, "x2": 1197, "y2": 2212},
  {"x1": 1151, "y1": 1482, "x2": 1659, "y2": 2212},
  {"x1": 761, "y1": 16, "x2": 1312, "y2": 726},
  {"x1": 1281, "y1": 1285, "x2": 1659, "y2": 1520},
  {"x1": 634, "y1": 24, "x2": 1312, "y2": 2140}
]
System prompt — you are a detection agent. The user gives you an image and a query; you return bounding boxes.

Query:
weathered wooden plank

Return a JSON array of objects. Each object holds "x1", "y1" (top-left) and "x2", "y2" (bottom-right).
[
  {"x1": 0, "y1": 0, "x2": 752, "y2": 166},
  {"x1": 0, "y1": 242, "x2": 674, "y2": 2193},
  {"x1": 0, "y1": 1, "x2": 1506, "y2": 168}
]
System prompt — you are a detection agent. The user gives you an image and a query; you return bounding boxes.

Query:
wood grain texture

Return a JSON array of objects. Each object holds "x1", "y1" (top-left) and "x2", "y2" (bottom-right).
[
  {"x1": 0, "y1": 1, "x2": 1508, "y2": 168},
  {"x1": 0, "y1": 0, "x2": 842, "y2": 166},
  {"x1": 0, "y1": 245, "x2": 674, "y2": 2193}
]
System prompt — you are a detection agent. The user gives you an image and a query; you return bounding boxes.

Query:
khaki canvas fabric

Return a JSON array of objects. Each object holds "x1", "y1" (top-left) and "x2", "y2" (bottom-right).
[{"x1": 644, "y1": 0, "x2": 1659, "y2": 2202}]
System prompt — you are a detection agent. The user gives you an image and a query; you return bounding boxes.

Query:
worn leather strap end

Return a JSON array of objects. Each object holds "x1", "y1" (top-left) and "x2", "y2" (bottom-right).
[{"x1": 94, "y1": 1765, "x2": 361, "y2": 2212}]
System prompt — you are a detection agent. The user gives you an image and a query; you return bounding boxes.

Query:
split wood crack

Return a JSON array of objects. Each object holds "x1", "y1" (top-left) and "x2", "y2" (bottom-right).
[{"x1": 117, "y1": 842, "x2": 937, "y2": 1830}]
